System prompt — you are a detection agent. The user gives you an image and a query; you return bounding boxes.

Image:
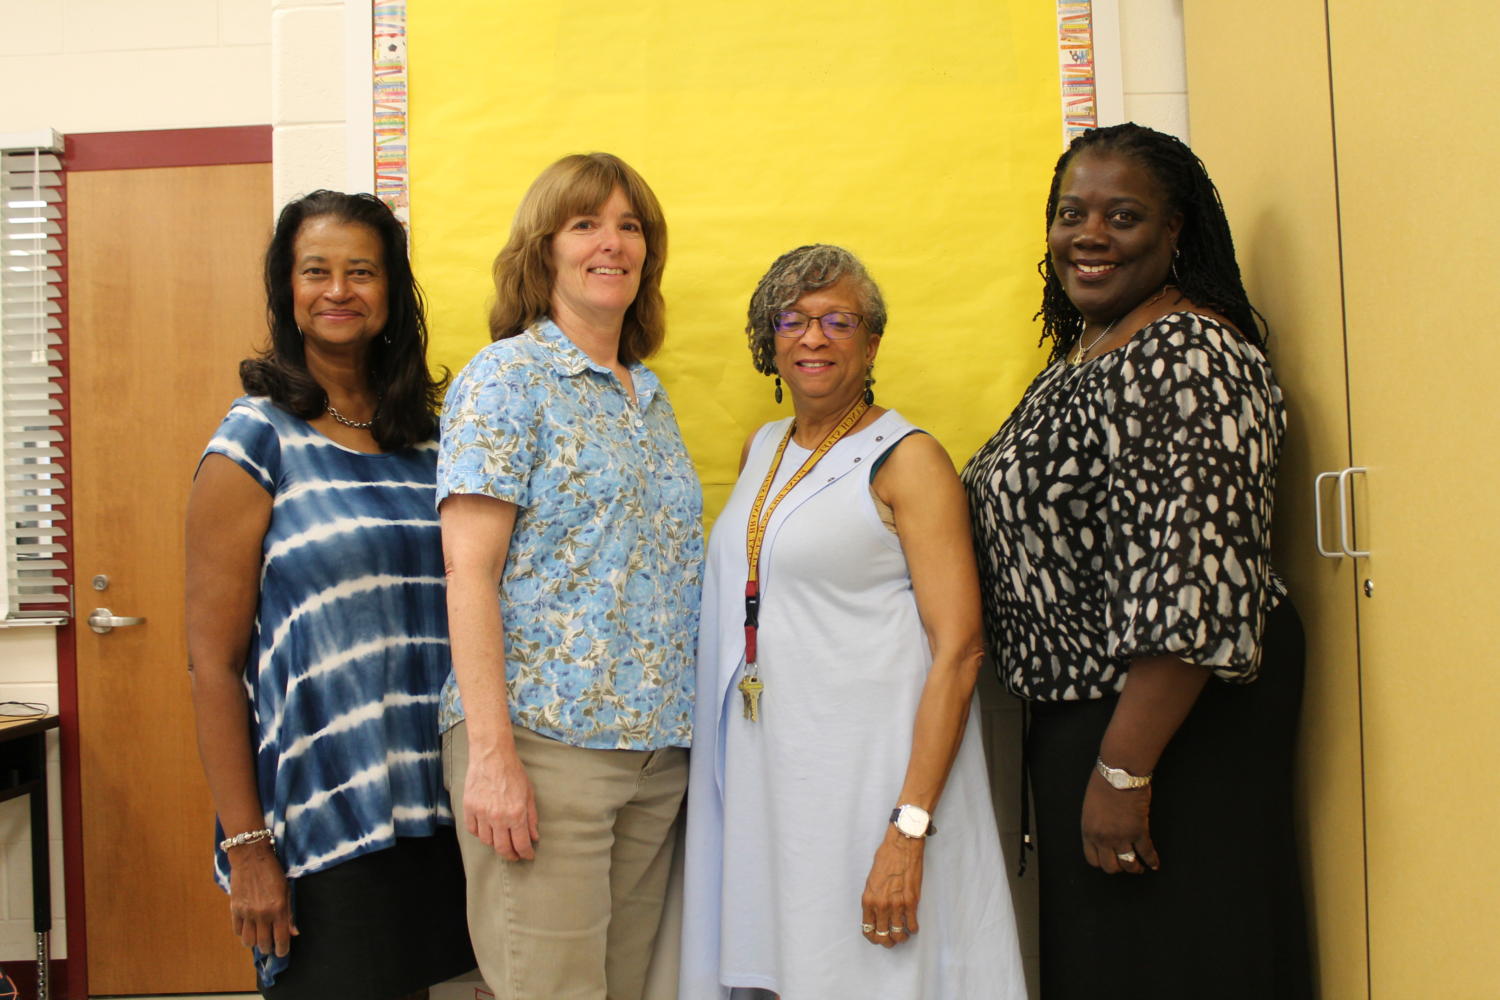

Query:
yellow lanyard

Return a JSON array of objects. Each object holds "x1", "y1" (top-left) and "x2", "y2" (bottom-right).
[{"x1": 741, "y1": 397, "x2": 869, "y2": 669}]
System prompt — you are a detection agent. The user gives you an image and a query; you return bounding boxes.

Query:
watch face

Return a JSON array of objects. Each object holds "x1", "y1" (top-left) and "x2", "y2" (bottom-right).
[
  {"x1": 1105, "y1": 769, "x2": 1130, "y2": 789},
  {"x1": 896, "y1": 806, "x2": 930, "y2": 837}
]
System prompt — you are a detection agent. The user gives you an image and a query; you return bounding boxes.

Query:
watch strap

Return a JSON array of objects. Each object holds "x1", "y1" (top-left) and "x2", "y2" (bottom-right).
[{"x1": 1095, "y1": 756, "x2": 1152, "y2": 790}]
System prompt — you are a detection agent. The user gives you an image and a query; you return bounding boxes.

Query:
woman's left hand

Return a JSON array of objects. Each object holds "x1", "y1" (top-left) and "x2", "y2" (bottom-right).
[
  {"x1": 1081, "y1": 769, "x2": 1160, "y2": 874},
  {"x1": 861, "y1": 828, "x2": 924, "y2": 948}
]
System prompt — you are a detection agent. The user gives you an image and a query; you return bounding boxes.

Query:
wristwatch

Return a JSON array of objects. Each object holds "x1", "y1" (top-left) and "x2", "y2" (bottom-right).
[
  {"x1": 1095, "y1": 756, "x2": 1152, "y2": 790},
  {"x1": 890, "y1": 804, "x2": 937, "y2": 838}
]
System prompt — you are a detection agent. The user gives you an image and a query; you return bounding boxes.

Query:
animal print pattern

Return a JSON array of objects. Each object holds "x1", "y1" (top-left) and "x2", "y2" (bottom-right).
[{"x1": 961, "y1": 312, "x2": 1288, "y2": 701}]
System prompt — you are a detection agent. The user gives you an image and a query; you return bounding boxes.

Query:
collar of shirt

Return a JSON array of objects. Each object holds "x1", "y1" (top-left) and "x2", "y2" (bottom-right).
[{"x1": 532, "y1": 317, "x2": 662, "y2": 408}]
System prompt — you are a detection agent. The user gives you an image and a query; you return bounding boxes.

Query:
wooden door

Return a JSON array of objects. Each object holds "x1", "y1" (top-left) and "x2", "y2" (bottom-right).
[
  {"x1": 1328, "y1": 2, "x2": 1500, "y2": 993},
  {"x1": 69, "y1": 163, "x2": 269, "y2": 994},
  {"x1": 1184, "y1": 5, "x2": 1369, "y2": 995}
]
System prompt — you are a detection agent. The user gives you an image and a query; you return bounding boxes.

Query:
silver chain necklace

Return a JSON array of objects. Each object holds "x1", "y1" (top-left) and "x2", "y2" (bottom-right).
[
  {"x1": 326, "y1": 403, "x2": 373, "y2": 429},
  {"x1": 1069, "y1": 315, "x2": 1120, "y2": 367}
]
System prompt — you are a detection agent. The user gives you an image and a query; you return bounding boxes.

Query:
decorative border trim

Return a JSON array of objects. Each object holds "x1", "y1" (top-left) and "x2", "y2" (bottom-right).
[
  {"x1": 1058, "y1": 1, "x2": 1099, "y2": 143},
  {"x1": 373, "y1": 1, "x2": 411, "y2": 225},
  {"x1": 64, "y1": 126, "x2": 272, "y2": 172}
]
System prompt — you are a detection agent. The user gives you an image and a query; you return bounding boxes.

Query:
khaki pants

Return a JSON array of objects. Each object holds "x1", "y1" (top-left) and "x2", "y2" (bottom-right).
[{"x1": 443, "y1": 721, "x2": 688, "y2": 1000}]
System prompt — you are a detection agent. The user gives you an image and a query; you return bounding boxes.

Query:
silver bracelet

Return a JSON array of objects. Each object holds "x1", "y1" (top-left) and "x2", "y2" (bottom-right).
[{"x1": 219, "y1": 827, "x2": 275, "y2": 851}]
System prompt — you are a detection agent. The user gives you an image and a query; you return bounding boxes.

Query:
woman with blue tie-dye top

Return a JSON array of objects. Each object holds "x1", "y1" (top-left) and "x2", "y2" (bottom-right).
[{"x1": 186, "y1": 191, "x2": 475, "y2": 999}]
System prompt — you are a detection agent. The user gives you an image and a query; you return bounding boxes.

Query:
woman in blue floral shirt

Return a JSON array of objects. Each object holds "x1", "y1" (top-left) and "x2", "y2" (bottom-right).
[{"x1": 437, "y1": 153, "x2": 703, "y2": 1000}]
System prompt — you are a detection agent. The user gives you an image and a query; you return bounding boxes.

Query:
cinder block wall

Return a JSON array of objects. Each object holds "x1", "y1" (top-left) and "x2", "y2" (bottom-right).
[{"x1": 0, "y1": 0, "x2": 271, "y2": 962}]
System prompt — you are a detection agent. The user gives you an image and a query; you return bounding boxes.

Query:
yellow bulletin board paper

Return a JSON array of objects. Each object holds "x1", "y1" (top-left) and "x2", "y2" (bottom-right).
[{"x1": 409, "y1": 1, "x2": 1059, "y2": 520}]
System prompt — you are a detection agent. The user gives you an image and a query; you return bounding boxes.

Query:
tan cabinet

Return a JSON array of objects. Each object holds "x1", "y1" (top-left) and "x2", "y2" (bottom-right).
[{"x1": 1185, "y1": 3, "x2": 1500, "y2": 996}]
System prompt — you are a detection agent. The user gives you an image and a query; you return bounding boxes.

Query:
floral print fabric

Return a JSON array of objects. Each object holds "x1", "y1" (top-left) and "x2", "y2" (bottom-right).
[
  {"x1": 437, "y1": 319, "x2": 704, "y2": 749},
  {"x1": 962, "y1": 312, "x2": 1288, "y2": 702}
]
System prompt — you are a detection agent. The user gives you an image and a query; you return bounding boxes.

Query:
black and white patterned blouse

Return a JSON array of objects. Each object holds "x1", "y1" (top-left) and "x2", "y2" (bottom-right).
[{"x1": 961, "y1": 312, "x2": 1288, "y2": 702}]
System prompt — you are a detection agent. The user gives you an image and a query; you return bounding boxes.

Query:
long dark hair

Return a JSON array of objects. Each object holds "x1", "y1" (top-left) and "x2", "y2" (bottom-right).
[
  {"x1": 241, "y1": 190, "x2": 446, "y2": 450},
  {"x1": 1037, "y1": 123, "x2": 1265, "y2": 364}
]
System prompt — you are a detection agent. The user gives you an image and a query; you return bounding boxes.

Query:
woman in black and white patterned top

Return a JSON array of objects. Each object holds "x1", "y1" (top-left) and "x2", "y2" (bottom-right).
[{"x1": 962, "y1": 123, "x2": 1312, "y2": 999}]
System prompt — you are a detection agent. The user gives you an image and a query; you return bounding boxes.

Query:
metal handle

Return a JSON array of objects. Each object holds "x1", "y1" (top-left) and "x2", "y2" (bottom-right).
[
  {"x1": 87, "y1": 607, "x2": 145, "y2": 634},
  {"x1": 1313, "y1": 471, "x2": 1341, "y2": 558},
  {"x1": 1336, "y1": 467, "x2": 1370, "y2": 558}
]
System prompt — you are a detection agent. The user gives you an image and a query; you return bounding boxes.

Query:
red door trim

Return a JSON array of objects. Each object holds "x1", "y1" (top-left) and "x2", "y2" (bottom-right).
[{"x1": 65, "y1": 125, "x2": 272, "y2": 172}]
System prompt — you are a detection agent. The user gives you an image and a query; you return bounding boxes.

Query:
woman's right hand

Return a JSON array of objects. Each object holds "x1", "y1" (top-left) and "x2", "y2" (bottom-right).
[
  {"x1": 227, "y1": 841, "x2": 296, "y2": 957},
  {"x1": 464, "y1": 747, "x2": 541, "y2": 861}
]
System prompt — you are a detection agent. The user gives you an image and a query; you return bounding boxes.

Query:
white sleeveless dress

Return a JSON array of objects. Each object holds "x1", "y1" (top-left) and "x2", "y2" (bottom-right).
[{"x1": 679, "y1": 410, "x2": 1026, "y2": 1000}]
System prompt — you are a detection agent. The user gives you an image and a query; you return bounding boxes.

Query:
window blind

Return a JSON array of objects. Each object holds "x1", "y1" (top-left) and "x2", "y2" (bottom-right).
[{"x1": 0, "y1": 130, "x2": 69, "y2": 626}]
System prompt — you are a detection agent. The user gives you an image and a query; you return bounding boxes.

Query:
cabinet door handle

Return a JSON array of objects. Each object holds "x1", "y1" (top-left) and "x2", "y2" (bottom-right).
[
  {"x1": 1313, "y1": 471, "x2": 1342, "y2": 558},
  {"x1": 1336, "y1": 466, "x2": 1370, "y2": 558}
]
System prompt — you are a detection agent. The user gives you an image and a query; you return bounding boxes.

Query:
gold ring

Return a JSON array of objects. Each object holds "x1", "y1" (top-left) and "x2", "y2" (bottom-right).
[
  {"x1": 861, "y1": 922, "x2": 875, "y2": 933},
  {"x1": 875, "y1": 929, "x2": 890, "y2": 937}
]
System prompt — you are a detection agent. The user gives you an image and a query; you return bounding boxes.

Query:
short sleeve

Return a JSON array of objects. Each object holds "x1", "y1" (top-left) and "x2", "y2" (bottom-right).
[
  {"x1": 436, "y1": 345, "x2": 540, "y2": 509},
  {"x1": 1102, "y1": 315, "x2": 1284, "y2": 681},
  {"x1": 199, "y1": 397, "x2": 279, "y2": 494}
]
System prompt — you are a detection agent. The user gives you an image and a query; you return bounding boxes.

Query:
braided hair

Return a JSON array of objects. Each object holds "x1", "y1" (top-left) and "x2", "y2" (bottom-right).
[{"x1": 1036, "y1": 123, "x2": 1264, "y2": 364}]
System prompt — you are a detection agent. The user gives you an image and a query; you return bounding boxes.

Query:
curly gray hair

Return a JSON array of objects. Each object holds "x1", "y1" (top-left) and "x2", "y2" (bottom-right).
[{"x1": 745, "y1": 244, "x2": 887, "y2": 375}]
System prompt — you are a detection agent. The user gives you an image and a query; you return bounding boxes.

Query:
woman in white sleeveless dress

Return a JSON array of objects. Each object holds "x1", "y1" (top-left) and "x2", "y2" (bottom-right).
[{"x1": 679, "y1": 245, "x2": 1026, "y2": 1000}]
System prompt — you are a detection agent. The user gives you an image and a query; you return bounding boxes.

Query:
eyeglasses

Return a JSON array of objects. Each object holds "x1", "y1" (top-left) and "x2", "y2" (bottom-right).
[{"x1": 772, "y1": 311, "x2": 864, "y2": 339}]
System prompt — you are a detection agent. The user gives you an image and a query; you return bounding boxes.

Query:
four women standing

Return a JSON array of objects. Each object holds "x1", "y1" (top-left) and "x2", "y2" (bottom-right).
[{"x1": 192, "y1": 127, "x2": 1306, "y2": 999}]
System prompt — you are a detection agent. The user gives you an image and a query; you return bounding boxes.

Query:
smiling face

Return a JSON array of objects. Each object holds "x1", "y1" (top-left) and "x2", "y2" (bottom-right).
[
  {"x1": 290, "y1": 216, "x2": 389, "y2": 351},
  {"x1": 1047, "y1": 151, "x2": 1183, "y2": 325},
  {"x1": 548, "y1": 186, "x2": 646, "y2": 331},
  {"x1": 773, "y1": 277, "x2": 881, "y2": 410}
]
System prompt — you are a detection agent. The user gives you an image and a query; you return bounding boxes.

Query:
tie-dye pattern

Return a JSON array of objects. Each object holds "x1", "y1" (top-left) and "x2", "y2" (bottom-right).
[{"x1": 201, "y1": 397, "x2": 454, "y2": 986}]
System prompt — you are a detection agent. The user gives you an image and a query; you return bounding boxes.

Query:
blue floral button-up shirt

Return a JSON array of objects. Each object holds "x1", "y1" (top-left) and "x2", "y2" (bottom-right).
[{"x1": 437, "y1": 319, "x2": 704, "y2": 750}]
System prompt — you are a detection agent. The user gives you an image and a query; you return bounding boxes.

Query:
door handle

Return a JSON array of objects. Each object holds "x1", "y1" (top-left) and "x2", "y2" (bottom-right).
[
  {"x1": 87, "y1": 608, "x2": 145, "y2": 635},
  {"x1": 1336, "y1": 466, "x2": 1369, "y2": 558},
  {"x1": 1313, "y1": 471, "x2": 1341, "y2": 558}
]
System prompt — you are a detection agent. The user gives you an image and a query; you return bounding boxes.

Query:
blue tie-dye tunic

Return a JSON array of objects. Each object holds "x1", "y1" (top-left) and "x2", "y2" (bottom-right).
[{"x1": 201, "y1": 396, "x2": 454, "y2": 985}]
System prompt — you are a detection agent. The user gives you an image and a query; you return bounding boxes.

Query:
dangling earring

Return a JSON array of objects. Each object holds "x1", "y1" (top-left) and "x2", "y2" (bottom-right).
[
  {"x1": 1171, "y1": 246, "x2": 1183, "y2": 286},
  {"x1": 774, "y1": 375, "x2": 783, "y2": 404},
  {"x1": 863, "y1": 368, "x2": 875, "y2": 406}
]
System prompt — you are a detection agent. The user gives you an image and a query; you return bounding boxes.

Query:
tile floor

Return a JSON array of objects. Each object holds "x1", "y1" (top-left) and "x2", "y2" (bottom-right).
[{"x1": 125, "y1": 969, "x2": 490, "y2": 1000}]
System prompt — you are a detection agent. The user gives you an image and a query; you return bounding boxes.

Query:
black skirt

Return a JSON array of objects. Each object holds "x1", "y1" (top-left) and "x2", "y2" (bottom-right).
[
  {"x1": 261, "y1": 829, "x2": 476, "y2": 1000},
  {"x1": 1027, "y1": 598, "x2": 1312, "y2": 1000}
]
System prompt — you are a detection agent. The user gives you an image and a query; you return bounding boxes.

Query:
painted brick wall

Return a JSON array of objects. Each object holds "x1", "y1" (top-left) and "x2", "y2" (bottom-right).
[
  {"x1": 0, "y1": 0, "x2": 272, "y2": 963},
  {"x1": 0, "y1": 0, "x2": 270, "y2": 133},
  {"x1": 1119, "y1": 0, "x2": 1190, "y2": 139},
  {"x1": 270, "y1": 0, "x2": 373, "y2": 208}
]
